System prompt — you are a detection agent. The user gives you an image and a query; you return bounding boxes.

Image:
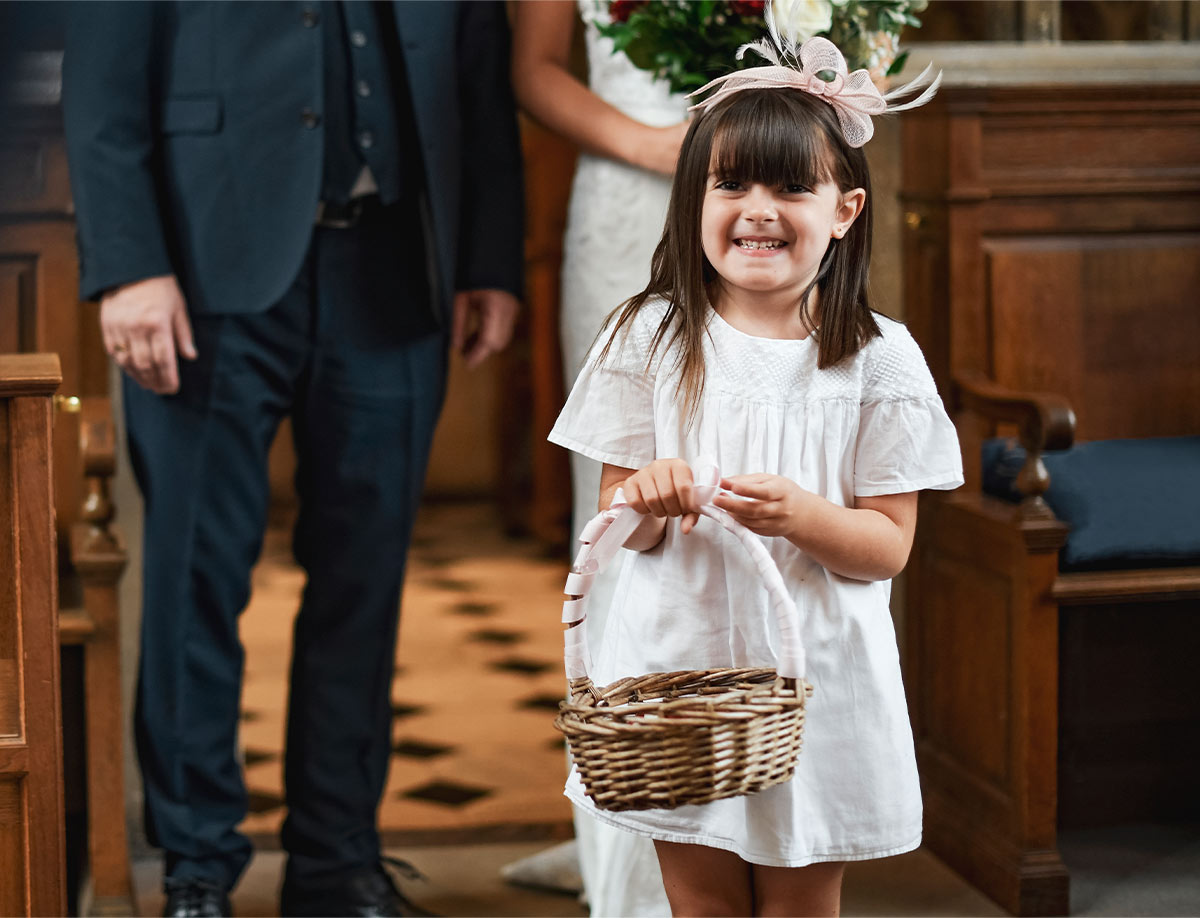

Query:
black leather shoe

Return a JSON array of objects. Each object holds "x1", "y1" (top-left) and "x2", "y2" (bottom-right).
[
  {"x1": 280, "y1": 858, "x2": 436, "y2": 917},
  {"x1": 163, "y1": 877, "x2": 232, "y2": 917}
]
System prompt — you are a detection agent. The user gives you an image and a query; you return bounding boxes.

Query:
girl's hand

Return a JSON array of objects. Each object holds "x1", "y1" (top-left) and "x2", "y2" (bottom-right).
[
  {"x1": 713, "y1": 474, "x2": 814, "y2": 540},
  {"x1": 619, "y1": 458, "x2": 702, "y2": 535}
]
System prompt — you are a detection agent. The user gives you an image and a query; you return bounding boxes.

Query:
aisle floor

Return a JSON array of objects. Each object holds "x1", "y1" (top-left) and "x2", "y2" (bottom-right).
[
  {"x1": 130, "y1": 500, "x2": 1199, "y2": 916},
  {"x1": 237, "y1": 502, "x2": 575, "y2": 844},
  {"x1": 181, "y1": 499, "x2": 1003, "y2": 916}
]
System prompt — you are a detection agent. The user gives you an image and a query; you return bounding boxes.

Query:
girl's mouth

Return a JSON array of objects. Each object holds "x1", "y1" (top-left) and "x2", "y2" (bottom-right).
[{"x1": 735, "y1": 238, "x2": 786, "y2": 251}]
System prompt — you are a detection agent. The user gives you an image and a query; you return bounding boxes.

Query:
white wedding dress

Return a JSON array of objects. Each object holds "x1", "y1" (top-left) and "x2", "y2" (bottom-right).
[{"x1": 559, "y1": 2, "x2": 686, "y2": 915}]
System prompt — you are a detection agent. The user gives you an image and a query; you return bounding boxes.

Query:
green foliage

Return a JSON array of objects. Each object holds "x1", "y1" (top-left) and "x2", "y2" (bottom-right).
[
  {"x1": 600, "y1": 2, "x2": 768, "y2": 95},
  {"x1": 598, "y1": 1, "x2": 927, "y2": 97}
]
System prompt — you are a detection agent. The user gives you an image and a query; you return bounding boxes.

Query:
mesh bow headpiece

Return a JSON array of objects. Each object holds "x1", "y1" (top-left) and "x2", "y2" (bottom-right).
[{"x1": 687, "y1": 12, "x2": 941, "y2": 148}]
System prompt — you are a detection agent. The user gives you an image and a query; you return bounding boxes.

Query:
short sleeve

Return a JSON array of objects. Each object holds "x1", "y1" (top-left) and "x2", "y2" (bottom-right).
[
  {"x1": 853, "y1": 321, "x2": 964, "y2": 497},
  {"x1": 548, "y1": 309, "x2": 662, "y2": 470}
]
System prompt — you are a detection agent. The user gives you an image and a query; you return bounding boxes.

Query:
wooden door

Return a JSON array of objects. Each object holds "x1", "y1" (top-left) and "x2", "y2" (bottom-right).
[{"x1": 0, "y1": 353, "x2": 66, "y2": 917}]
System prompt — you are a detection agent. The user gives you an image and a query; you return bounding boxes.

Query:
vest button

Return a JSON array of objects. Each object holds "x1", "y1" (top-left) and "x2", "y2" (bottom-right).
[
  {"x1": 357, "y1": 129, "x2": 375, "y2": 150},
  {"x1": 300, "y1": 8, "x2": 319, "y2": 27},
  {"x1": 301, "y1": 108, "x2": 321, "y2": 129},
  {"x1": 350, "y1": 30, "x2": 367, "y2": 47},
  {"x1": 356, "y1": 80, "x2": 371, "y2": 98}
]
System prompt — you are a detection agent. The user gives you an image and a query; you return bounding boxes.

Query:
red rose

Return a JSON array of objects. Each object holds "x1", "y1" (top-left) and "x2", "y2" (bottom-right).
[
  {"x1": 610, "y1": 0, "x2": 647, "y2": 24},
  {"x1": 729, "y1": 0, "x2": 766, "y2": 15}
]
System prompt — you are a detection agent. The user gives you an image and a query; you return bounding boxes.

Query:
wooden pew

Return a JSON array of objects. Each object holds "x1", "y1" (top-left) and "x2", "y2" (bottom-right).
[
  {"x1": 900, "y1": 83, "x2": 1200, "y2": 915},
  {"x1": 2, "y1": 52, "x2": 135, "y2": 914}
]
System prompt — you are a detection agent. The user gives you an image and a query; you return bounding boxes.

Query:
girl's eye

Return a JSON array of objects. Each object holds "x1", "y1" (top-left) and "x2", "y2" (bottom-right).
[
  {"x1": 715, "y1": 180, "x2": 743, "y2": 191},
  {"x1": 783, "y1": 184, "x2": 810, "y2": 194}
]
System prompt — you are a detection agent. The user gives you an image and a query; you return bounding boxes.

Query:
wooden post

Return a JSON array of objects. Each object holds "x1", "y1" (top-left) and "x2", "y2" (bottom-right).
[
  {"x1": 71, "y1": 398, "x2": 134, "y2": 916},
  {"x1": 0, "y1": 353, "x2": 67, "y2": 917}
]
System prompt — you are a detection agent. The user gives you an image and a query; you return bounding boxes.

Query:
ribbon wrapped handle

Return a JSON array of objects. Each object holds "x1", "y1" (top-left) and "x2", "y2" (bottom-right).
[{"x1": 560, "y1": 463, "x2": 807, "y2": 683}]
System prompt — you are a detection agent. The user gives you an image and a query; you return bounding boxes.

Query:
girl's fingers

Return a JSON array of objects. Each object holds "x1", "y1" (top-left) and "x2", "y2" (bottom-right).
[
  {"x1": 627, "y1": 475, "x2": 669, "y2": 518},
  {"x1": 726, "y1": 509, "x2": 774, "y2": 535},
  {"x1": 652, "y1": 472, "x2": 680, "y2": 517},
  {"x1": 680, "y1": 511, "x2": 700, "y2": 534},
  {"x1": 720, "y1": 475, "x2": 777, "y2": 500},
  {"x1": 667, "y1": 463, "x2": 696, "y2": 515},
  {"x1": 622, "y1": 478, "x2": 649, "y2": 514},
  {"x1": 639, "y1": 477, "x2": 668, "y2": 518},
  {"x1": 714, "y1": 493, "x2": 767, "y2": 518}
]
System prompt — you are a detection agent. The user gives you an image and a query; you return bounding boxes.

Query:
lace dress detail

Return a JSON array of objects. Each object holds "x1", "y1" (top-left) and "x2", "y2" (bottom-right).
[{"x1": 560, "y1": 1, "x2": 689, "y2": 380}]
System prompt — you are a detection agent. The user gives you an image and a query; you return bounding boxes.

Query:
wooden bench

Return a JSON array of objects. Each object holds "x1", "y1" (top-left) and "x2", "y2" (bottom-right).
[
  {"x1": 899, "y1": 83, "x2": 1200, "y2": 915},
  {"x1": 2, "y1": 53, "x2": 135, "y2": 915},
  {"x1": 0, "y1": 354, "x2": 68, "y2": 917}
]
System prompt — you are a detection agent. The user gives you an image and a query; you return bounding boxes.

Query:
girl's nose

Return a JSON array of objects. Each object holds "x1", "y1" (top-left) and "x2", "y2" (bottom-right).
[{"x1": 742, "y1": 186, "x2": 778, "y2": 222}]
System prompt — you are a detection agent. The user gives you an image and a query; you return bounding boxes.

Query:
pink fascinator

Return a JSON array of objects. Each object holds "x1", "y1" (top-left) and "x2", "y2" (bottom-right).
[{"x1": 687, "y1": 11, "x2": 941, "y2": 148}]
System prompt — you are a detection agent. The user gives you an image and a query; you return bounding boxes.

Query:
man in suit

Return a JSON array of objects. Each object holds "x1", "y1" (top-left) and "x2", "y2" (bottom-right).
[{"x1": 62, "y1": 3, "x2": 524, "y2": 915}]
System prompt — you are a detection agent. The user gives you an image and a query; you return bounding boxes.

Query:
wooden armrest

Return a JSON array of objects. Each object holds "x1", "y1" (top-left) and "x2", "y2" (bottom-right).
[
  {"x1": 954, "y1": 373, "x2": 1077, "y2": 520},
  {"x1": 955, "y1": 373, "x2": 1076, "y2": 452}
]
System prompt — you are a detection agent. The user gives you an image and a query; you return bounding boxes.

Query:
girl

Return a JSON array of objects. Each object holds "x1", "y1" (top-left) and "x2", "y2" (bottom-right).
[{"x1": 548, "y1": 38, "x2": 962, "y2": 917}]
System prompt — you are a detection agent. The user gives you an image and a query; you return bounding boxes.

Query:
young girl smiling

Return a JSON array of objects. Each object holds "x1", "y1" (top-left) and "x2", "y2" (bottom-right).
[{"x1": 550, "y1": 39, "x2": 961, "y2": 917}]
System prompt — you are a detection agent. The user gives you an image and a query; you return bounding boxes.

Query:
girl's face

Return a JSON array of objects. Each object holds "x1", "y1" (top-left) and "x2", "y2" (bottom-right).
[{"x1": 700, "y1": 164, "x2": 864, "y2": 312}]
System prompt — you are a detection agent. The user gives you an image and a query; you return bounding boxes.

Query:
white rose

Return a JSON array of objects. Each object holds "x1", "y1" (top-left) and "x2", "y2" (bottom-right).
[{"x1": 770, "y1": 0, "x2": 834, "y2": 43}]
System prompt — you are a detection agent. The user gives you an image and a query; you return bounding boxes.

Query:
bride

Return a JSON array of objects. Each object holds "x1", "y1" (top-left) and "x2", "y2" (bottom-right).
[{"x1": 511, "y1": 2, "x2": 688, "y2": 914}]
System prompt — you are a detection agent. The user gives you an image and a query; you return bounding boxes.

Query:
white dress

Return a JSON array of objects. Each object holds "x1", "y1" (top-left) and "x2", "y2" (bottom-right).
[
  {"x1": 549, "y1": 301, "x2": 964, "y2": 866},
  {"x1": 559, "y1": 3, "x2": 687, "y2": 914}
]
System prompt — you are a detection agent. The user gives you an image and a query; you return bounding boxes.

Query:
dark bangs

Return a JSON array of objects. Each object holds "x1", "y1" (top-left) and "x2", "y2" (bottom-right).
[
  {"x1": 709, "y1": 90, "x2": 838, "y2": 190},
  {"x1": 597, "y1": 83, "x2": 880, "y2": 427}
]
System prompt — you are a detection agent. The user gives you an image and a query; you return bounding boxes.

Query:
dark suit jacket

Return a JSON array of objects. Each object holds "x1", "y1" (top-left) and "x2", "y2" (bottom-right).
[{"x1": 62, "y1": 1, "x2": 524, "y2": 323}]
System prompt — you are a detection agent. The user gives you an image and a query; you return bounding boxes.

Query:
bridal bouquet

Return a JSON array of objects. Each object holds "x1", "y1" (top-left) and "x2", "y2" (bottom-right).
[{"x1": 599, "y1": 0, "x2": 928, "y2": 95}]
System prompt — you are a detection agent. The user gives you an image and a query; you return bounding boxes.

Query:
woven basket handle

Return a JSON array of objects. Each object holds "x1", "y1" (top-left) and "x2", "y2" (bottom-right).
[{"x1": 561, "y1": 464, "x2": 807, "y2": 684}]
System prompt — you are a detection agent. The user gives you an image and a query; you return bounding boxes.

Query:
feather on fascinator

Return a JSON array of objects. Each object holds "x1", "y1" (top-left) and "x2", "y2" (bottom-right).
[{"x1": 687, "y1": 6, "x2": 941, "y2": 148}]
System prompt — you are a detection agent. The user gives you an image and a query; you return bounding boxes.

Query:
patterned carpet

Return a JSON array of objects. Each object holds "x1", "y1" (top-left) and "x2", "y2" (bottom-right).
[{"x1": 236, "y1": 502, "x2": 575, "y2": 845}]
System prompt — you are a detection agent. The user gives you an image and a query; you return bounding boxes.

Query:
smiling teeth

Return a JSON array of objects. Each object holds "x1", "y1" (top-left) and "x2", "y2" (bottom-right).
[{"x1": 738, "y1": 239, "x2": 784, "y2": 250}]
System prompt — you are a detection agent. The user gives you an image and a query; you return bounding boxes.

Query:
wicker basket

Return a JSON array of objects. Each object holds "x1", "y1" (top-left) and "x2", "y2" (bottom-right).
[{"x1": 554, "y1": 490, "x2": 813, "y2": 812}]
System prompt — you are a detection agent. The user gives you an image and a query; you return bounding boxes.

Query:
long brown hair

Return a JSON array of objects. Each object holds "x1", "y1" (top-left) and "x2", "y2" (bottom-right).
[{"x1": 598, "y1": 88, "x2": 881, "y2": 421}]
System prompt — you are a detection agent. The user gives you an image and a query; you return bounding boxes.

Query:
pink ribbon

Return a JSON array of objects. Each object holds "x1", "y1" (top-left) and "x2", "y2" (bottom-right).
[
  {"x1": 561, "y1": 463, "x2": 807, "y2": 682},
  {"x1": 688, "y1": 37, "x2": 892, "y2": 148}
]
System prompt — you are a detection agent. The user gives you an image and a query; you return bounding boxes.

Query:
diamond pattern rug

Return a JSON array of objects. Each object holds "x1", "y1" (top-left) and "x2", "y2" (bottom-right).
[{"x1": 236, "y1": 502, "x2": 574, "y2": 844}]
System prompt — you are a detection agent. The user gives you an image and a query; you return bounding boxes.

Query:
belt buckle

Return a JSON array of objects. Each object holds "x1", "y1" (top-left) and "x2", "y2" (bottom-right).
[{"x1": 315, "y1": 197, "x2": 365, "y2": 229}]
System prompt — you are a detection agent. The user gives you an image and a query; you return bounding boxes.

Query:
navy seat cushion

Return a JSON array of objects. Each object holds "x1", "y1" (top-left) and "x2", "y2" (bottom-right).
[{"x1": 981, "y1": 436, "x2": 1200, "y2": 571}]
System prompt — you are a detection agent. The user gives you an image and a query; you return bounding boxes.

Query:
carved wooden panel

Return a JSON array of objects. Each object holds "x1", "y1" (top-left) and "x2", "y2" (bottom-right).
[
  {"x1": 0, "y1": 222, "x2": 85, "y2": 538},
  {"x1": 985, "y1": 234, "x2": 1200, "y2": 441},
  {"x1": 922, "y1": 555, "x2": 1012, "y2": 789},
  {"x1": 0, "y1": 778, "x2": 29, "y2": 917},
  {"x1": 0, "y1": 401, "x2": 18, "y2": 741},
  {"x1": 0, "y1": 254, "x2": 38, "y2": 354},
  {"x1": 978, "y1": 113, "x2": 1200, "y2": 188},
  {"x1": 0, "y1": 129, "x2": 73, "y2": 216}
]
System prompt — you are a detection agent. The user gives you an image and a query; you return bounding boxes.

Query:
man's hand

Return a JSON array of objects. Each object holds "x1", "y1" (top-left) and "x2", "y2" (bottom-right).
[
  {"x1": 451, "y1": 288, "x2": 520, "y2": 368},
  {"x1": 100, "y1": 275, "x2": 197, "y2": 394}
]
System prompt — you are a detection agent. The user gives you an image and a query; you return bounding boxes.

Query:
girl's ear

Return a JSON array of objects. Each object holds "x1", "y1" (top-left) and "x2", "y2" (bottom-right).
[{"x1": 831, "y1": 187, "x2": 867, "y2": 239}]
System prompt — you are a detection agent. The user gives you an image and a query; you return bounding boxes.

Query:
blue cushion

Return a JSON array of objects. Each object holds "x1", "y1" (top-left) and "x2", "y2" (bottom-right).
[{"x1": 980, "y1": 437, "x2": 1200, "y2": 571}]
